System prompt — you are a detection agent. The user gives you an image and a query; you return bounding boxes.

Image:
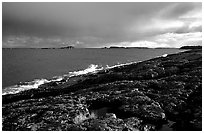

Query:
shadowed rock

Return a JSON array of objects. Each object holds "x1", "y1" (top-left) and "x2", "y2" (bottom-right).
[{"x1": 2, "y1": 49, "x2": 202, "y2": 131}]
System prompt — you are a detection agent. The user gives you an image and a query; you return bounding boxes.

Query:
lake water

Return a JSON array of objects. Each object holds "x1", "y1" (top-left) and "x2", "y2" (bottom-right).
[{"x1": 2, "y1": 48, "x2": 184, "y2": 95}]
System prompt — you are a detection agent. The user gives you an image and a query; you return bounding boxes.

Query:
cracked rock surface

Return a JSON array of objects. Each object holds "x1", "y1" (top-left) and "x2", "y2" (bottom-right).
[{"x1": 2, "y1": 49, "x2": 202, "y2": 131}]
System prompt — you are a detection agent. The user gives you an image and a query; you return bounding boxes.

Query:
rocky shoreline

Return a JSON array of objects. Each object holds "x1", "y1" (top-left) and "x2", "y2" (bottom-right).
[{"x1": 2, "y1": 49, "x2": 202, "y2": 131}]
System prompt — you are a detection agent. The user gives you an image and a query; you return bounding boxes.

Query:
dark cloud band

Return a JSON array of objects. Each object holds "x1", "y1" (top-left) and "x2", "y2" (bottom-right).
[{"x1": 2, "y1": 2, "x2": 202, "y2": 48}]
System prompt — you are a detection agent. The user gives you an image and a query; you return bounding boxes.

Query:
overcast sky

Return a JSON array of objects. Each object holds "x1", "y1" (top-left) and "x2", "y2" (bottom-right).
[{"x1": 2, "y1": 2, "x2": 202, "y2": 48}]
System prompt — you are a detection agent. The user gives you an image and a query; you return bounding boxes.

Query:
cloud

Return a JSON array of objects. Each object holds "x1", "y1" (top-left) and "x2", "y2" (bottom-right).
[
  {"x1": 2, "y1": 2, "x2": 202, "y2": 48},
  {"x1": 157, "y1": 3, "x2": 201, "y2": 19},
  {"x1": 2, "y1": 35, "x2": 83, "y2": 48},
  {"x1": 3, "y1": 31, "x2": 201, "y2": 48},
  {"x1": 128, "y1": 2, "x2": 201, "y2": 38},
  {"x1": 155, "y1": 32, "x2": 202, "y2": 47},
  {"x1": 97, "y1": 32, "x2": 202, "y2": 48}
]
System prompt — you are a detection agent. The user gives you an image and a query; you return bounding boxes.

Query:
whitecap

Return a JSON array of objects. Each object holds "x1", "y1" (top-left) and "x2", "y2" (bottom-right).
[
  {"x1": 69, "y1": 64, "x2": 104, "y2": 76},
  {"x1": 2, "y1": 64, "x2": 104, "y2": 95},
  {"x1": 161, "y1": 54, "x2": 168, "y2": 57},
  {"x1": 3, "y1": 79, "x2": 50, "y2": 95},
  {"x1": 3, "y1": 53, "x2": 171, "y2": 95}
]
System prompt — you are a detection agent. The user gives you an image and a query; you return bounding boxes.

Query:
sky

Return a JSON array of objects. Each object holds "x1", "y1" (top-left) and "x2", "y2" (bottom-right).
[{"x1": 2, "y1": 2, "x2": 202, "y2": 48}]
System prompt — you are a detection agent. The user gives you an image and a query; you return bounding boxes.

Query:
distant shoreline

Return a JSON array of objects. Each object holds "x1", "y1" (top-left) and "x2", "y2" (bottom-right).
[
  {"x1": 2, "y1": 47, "x2": 179, "y2": 49},
  {"x1": 2, "y1": 45, "x2": 201, "y2": 49},
  {"x1": 2, "y1": 49, "x2": 202, "y2": 131}
]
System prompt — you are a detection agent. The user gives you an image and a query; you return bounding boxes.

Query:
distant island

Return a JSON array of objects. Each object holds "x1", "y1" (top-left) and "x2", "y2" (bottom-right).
[
  {"x1": 3, "y1": 46, "x2": 202, "y2": 50},
  {"x1": 102, "y1": 46, "x2": 149, "y2": 49},
  {"x1": 59, "y1": 46, "x2": 74, "y2": 49},
  {"x1": 102, "y1": 46, "x2": 179, "y2": 49},
  {"x1": 3, "y1": 49, "x2": 202, "y2": 131},
  {"x1": 41, "y1": 46, "x2": 74, "y2": 49},
  {"x1": 102, "y1": 46, "x2": 203, "y2": 49},
  {"x1": 180, "y1": 46, "x2": 202, "y2": 49}
]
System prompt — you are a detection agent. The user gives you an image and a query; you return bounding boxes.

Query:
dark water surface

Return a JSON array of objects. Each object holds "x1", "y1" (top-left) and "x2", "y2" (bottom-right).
[{"x1": 2, "y1": 48, "x2": 184, "y2": 93}]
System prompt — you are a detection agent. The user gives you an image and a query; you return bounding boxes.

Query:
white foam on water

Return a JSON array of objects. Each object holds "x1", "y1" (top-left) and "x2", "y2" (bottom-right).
[
  {"x1": 3, "y1": 53, "x2": 171, "y2": 95},
  {"x1": 2, "y1": 77, "x2": 68, "y2": 95},
  {"x1": 2, "y1": 64, "x2": 104, "y2": 95},
  {"x1": 2, "y1": 79, "x2": 50, "y2": 95},
  {"x1": 69, "y1": 64, "x2": 104, "y2": 76},
  {"x1": 104, "y1": 61, "x2": 141, "y2": 70},
  {"x1": 161, "y1": 54, "x2": 168, "y2": 57}
]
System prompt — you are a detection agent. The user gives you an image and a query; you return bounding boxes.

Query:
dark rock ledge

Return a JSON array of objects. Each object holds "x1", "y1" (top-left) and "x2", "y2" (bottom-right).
[{"x1": 2, "y1": 49, "x2": 202, "y2": 131}]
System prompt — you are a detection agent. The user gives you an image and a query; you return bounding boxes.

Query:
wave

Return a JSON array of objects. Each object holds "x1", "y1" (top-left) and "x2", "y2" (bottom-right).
[
  {"x1": 2, "y1": 53, "x2": 172, "y2": 95},
  {"x1": 68, "y1": 64, "x2": 104, "y2": 76},
  {"x1": 104, "y1": 61, "x2": 138, "y2": 69},
  {"x1": 2, "y1": 79, "x2": 50, "y2": 95},
  {"x1": 161, "y1": 54, "x2": 168, "y2": 57},
  {"x1": 2, "y1": 64, "x2": 104, "y2": 95}
]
